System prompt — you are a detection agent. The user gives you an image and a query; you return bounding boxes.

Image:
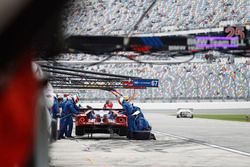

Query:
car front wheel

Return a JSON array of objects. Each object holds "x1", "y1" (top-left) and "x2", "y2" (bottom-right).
[{"x1": 75, "y1": 126, "x2": 84, "y2": 136}]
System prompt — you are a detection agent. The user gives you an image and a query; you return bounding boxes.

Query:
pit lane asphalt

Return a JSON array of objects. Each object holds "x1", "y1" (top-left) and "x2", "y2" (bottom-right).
[
  {"x1": 50, "y1": 109, "x2": 250, "y2": 167},
  {"x1": 144, "y1": 109, "x2": 250, "y2": 154}
]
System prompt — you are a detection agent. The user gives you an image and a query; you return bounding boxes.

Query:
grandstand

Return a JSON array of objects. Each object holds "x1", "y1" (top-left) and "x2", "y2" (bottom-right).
[
  {"x1": 45, "y1": 61, "x2": 250, "y2": 102},
  {"x1": 63, "y1": 0, "x2": 250, "y2": 36},
  {"x1": 41, "y1": 0, "x2": 250, "y2": 103}
]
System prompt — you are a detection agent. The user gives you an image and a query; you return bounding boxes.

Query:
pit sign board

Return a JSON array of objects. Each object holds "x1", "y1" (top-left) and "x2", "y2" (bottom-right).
[{"x1": 133, "y1": 79, "x2": 159, "y2": 87}]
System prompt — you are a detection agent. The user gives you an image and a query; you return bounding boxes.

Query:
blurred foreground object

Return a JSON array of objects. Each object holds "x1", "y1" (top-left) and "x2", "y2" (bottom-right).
[
  {"x1": 0, "y1": 0, "x2": 67, "y2": 166},
  {"x1": 0, "y1": 56, "x2": 40, "y2": 166}
]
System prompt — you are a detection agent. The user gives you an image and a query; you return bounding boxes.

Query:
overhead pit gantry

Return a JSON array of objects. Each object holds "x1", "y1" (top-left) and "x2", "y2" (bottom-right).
[{"x1": 40, "y1": 64, "x2": 159, "y2": 90}]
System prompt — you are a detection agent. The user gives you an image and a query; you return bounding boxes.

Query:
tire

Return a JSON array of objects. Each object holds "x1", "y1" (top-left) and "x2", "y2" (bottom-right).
[
  {"x1": 118, "y1": 128, "x2": 128, "y2": 136},
  {"x1": 177, "y1": 115, "x2": 180, "y2": 118},
  {"x1": 133, "y1": 131, "x2": 151, "y2": 140},
  {"x1": 75, "y1": 126, "x2": 84, "y2": 136},
  {"x1": 190, "y1": 115, "x2": 194, "y2": 118}
]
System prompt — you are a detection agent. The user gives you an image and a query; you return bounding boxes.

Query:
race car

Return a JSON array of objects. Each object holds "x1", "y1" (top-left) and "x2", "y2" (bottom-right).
[
  {"x1": 75, "y1": 108, "x2": 128, "y2": 137},
  {"x1": 176, "y1": 108, "x2": 194, "y2": 118}
]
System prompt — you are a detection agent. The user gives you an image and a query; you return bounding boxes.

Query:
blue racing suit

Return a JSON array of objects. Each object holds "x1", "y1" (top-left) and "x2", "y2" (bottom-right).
[
  {"x1": 121, "y1": 100, "x2": 137, "y2": 133},
  {"x1": 58, "y1": 100, "x2": 79, "y2": 138},
  {"x1": 50, "y1": 97, "x2": 59, "y2": 119},
  {"x1": 59, "y1": 99, "x2": 67, "y2": 136},
  {"x1": 132, "y1": 105, "x2": 144, "y2": 118},
  {"x1": 132, "y1": 105, "x2": 151, "y2": 131},
  {"x1": 59, "y1": 99, "x2": 67, "y2": 111},
  {"x1": 135, "y1": 117, "x2": 151, "y2": 131},
  {"x1": 68, "y1": 102, "x2": 80, "y2": 137}
]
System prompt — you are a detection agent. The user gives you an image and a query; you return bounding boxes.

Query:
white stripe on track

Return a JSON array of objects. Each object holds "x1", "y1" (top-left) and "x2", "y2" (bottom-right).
[{"x1": 154, "y1": 130, "x2": 250, "y2": 157}]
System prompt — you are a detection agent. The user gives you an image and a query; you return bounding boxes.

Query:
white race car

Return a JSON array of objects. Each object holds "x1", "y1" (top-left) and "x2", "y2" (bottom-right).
[{"x1": 176, "y1": 108, "x2": 194, "y2": 118}]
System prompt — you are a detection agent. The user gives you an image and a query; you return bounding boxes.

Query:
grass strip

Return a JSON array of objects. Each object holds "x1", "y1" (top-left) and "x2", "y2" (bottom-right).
[{"x1": 194, "y1": 114, "x2": 250, "y2": 122}]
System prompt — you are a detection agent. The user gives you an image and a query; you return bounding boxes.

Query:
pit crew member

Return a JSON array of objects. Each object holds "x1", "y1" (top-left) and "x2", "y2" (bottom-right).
[
  {"x1": 103, "y1": 99, "x2": 116, "y2": 120},
  {"x1": 58, "y1": 95, "x2": 80, "y2": 139},
  {"x1": 103, "y1": 99, "x2": 113, "y2": 109}
]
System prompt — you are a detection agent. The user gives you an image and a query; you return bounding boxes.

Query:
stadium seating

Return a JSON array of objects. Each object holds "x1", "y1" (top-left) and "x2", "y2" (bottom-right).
[
  {"x1": 60, "y1": 0, "x2": 250, "y2": 102},
  {"x1": 76, "y1": 62, "x2": 250, "y2": 102},
  {"x1": 64, "y1": 0, "x2": 250, "y2": 35}
]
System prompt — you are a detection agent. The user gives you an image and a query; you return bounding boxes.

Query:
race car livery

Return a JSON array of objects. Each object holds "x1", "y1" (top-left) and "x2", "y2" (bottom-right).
[
  {"x1": 75, "y1": 108, "x2": 128, "y2": 136},
  {"x1": 176, "y1": 108, "x2": 194, "y2": 118}
]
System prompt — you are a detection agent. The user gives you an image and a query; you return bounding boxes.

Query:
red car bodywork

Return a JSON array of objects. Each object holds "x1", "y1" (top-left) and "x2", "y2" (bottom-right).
[{"x1": 75, "y1": 108, "x2": 128, "y2": 136}]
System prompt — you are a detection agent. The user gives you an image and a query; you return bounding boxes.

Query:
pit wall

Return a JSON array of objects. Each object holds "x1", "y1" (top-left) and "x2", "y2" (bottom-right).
[{"x1": 81, "y1": 102, "x2": 250, "y2": 110}]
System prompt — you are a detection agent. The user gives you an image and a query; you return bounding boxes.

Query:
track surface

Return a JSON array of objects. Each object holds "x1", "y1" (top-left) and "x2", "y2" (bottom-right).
[
  {"x1": 50, "y1": 109, "x2": 250, "y2": 167},
  {"x1": 145, "y1": 110, "x2": 250, "y2": 153}
]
